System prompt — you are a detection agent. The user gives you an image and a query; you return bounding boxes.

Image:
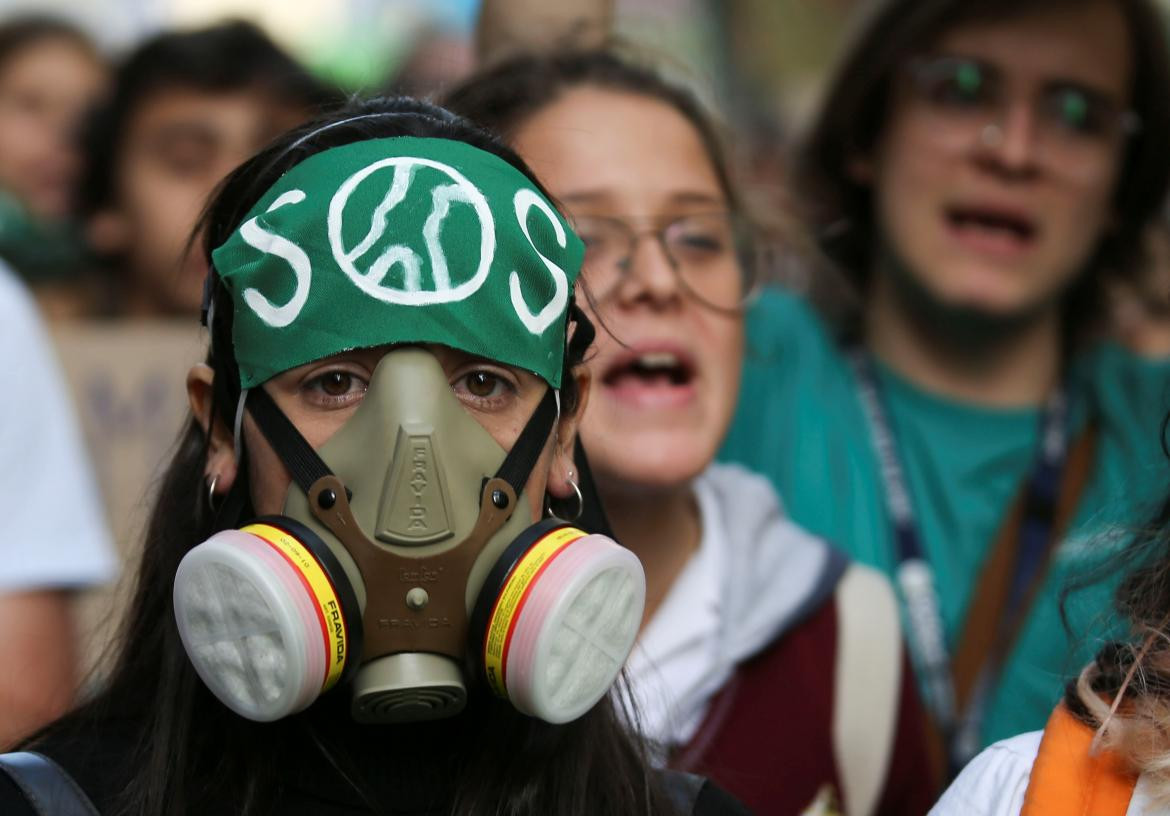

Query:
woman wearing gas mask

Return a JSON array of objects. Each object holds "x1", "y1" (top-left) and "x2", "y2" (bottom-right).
[
  {"x1": 0, "y1": 98, "x2": 747, "y2": 816},
  {"x1": 446, "y1": 50, "x2": 936, "y2": 815}
]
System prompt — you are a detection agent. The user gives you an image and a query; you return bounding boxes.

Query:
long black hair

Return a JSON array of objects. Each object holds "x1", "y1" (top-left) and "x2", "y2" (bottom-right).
[{"x1": 26, "y1": 96, "x2": 673, "y2": 816}]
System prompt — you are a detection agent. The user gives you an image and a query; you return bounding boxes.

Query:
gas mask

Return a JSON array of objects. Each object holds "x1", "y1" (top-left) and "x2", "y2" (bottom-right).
[
  {"x1": 174, "y1": 348, "x2": 645, "y2": 725},
  {"x1": 174, "y1": 134, "x2": 642, "y2": 726}
]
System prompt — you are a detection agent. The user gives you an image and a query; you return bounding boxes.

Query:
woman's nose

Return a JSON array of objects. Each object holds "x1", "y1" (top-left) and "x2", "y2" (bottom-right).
[
  {"x1": 614, "y1": 234, "x2": 682, "y2": 307},
  {"x1": 977, "y1": 101, "x2": 1042, "y2": 176}
]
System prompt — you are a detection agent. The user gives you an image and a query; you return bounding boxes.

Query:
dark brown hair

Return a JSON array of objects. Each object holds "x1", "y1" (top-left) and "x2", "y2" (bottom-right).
[
  {"x1": 443, "y1": 48, "x2": 743, "y2": 219},
  {"x1": 77, "y1": 20, "x2": 340, "y2": 218},
  {"x1": 0, "y1": 14, "x2": 98, "y2": 76},
  {"x1": 798, "y1": 0, "x2": 1170, "y2": 339},
  {"x1": 25, "y1": 97, "x2": 673, "y2": 816}
]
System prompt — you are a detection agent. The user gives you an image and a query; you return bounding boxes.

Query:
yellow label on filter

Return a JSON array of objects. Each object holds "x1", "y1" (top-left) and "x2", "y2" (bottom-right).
[
  {"x1": 483, "y1": 527, "x2": 585, "y2": 698},
  {"x1": 244, "y1": 523, "x2": 347, "y2": 692}
]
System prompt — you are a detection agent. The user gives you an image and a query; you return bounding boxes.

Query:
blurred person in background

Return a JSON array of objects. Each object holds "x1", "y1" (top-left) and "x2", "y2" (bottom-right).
[
  {"x1": 0, "y1": 259, "x2": 115, "y2": 748},
  {"x1": 59, "y1": 20, "x2": 338, "y2": 319},
  {"x1": 721, "y1": 0, "x2": 1170, "y2": 778},
  {"x1": 448, "y1": 48, "x2": 935, "y2": 816},
  {"x1": 0, "y1": 15, "x2": 106, "y2": 285}
]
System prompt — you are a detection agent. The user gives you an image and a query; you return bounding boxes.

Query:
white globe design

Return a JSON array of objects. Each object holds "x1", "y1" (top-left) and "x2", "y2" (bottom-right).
[{"x1": 327, "y1": 157, "x2": 495, "y2": 306}]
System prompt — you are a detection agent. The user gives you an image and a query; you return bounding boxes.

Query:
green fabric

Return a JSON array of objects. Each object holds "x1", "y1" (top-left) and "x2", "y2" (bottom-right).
[
  {"x1": 721, "y1": 287, "x2": 1170, "y2": 748},
  {"x1": 212, "y1": 137, "x2": 584, "y2": 389},
  {"x1": 0, "y1": 190, "x2": 86, "y2": 283}
]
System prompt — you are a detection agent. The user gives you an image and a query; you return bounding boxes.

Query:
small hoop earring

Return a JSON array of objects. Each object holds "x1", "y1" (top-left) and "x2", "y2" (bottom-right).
[
  {"x1": 207, "y1": 474, "x2": 221, "y2": 512},
  {"x1": 546, "y1": 476, "x2": 584, "y2": 524}
]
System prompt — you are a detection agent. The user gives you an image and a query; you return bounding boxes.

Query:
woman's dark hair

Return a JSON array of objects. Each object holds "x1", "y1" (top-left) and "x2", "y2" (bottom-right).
[
  {"x1": 798, "y1": 0, "x2": 1170, "y2": 342},
  {"x1": 0, "y1": 14, "x2": 98, "y2": 76},
  {"x1": 27, "y1": 96, "x2": 672, "y2": 816},
  {"x1": 443, "y1": 47, "x2": 744, "y2": 220},
  {"x1": 78, "y1": 19, "x2": 341, "y2": 218}
]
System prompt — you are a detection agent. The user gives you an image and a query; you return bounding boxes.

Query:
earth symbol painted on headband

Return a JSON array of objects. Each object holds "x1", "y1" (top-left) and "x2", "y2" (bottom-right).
[{"x1": 327, "y1": 157, "x2": 495, "y2": 307}]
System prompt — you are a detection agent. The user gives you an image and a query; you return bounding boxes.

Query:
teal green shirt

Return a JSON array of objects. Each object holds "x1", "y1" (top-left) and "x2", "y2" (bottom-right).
[{"x1": 720, "y1": 288, "x2": 1170, "y2": 747}]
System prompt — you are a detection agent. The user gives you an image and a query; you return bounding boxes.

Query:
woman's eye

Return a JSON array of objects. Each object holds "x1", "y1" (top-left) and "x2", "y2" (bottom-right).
[
  {"x1": 453, "y1": 370, "x2": 516, "y2": 405},
  {"x1": 1046, "y1": 88, "x2": 1107, "y2": 137},
  {"x1": 321, "y1": 372, "x2": 354, "y2": 396},
  {"x1": 913, "y1": 58, "x2": 995, "y2": 111},
  {"x1": 463, "y1": 371, "x2": 506, "y2": 398},
  {"x1": 304, "y1": 370, "x2": 367, "y2": 405}
]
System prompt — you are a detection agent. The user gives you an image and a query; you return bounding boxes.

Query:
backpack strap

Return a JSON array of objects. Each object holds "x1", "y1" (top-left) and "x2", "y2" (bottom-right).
[
  {"x1": 0, "y1": 752, "x2": 99, "y2": 816},
  {"x1": 832, "y1": 565, "x2": 902, "y2": 816},
  {"x1": 1021, "y1": 705, "x2": 1135, "y2": 816}
]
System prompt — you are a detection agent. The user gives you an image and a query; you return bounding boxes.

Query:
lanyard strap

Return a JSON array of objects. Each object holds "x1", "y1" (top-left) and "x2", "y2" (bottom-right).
[{"x1": 849, "y1": 352, "x2": 1069, "y2": 762}]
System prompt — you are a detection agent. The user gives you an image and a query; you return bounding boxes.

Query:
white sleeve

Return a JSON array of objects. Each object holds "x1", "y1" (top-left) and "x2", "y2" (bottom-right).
[
  {"x1": 0, "y1": 267, "x2": 116, "y2": 590},
  {"x1": 929, "y1": 731, "x2": 1042, "y2": 816}
]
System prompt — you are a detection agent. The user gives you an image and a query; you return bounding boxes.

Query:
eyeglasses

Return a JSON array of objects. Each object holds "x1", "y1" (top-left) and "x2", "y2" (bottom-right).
[
  {"x1": 571, "y1": 212, "x2": 759, "y2": 312},
  {"x1": 902, "y1": 54, "x2": 1139, "y2": 177}
]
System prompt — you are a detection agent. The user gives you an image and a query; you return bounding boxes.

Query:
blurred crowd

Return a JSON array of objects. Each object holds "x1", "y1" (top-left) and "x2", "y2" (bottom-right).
[{"x1": 4, "y1": 1, "x2": 1170, "y2": 814}]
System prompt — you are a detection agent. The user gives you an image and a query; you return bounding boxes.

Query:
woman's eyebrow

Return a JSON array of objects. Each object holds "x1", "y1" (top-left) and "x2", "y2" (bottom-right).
[
  {"x1": 668, "y1": 190, "x2": 726, "y2": 207},
  {"x1": 561, "y1": 190, "x2": 615, "y2": 206}
]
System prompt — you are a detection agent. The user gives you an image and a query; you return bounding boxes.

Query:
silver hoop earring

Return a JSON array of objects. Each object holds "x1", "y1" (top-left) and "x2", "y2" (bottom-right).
[
  {"x1": 207, "y1": 474, "x2": 220, "y2": 511},
  {"x1": 546, "y1": 476, "x2": 584, "y2": 524}
]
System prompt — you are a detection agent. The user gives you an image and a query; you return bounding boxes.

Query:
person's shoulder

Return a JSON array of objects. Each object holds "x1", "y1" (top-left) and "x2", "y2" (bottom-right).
[
  {"x1": 743, "y1": 286, "x2": 832, "y2": 351},
  {"x1": 1073, "y1": 340, "x2": 1170, "y2": 415},
  {"x1": 1070, "y1": 340, "x2": 1170, "y2": 495},
  {"x1": 698, "y1": 462, "x2": 789, "y2": 513},
  {"x1": 929, "y1": 731, "x2": 1042, "y2": 815}
]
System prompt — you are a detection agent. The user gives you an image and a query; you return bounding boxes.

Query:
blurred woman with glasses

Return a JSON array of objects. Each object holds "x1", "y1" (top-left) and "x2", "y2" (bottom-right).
[
  {"x1": 720, "y1": 0, "x2": 1170, "y2": 780},
  {"x1": 448, "y1": 49, "x2": 936, "y2": 815}
]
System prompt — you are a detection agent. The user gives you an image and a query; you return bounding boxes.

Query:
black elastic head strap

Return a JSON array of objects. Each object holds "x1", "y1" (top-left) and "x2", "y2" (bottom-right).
[
  {"x1": 245, "y1": 385, "x2": 334, "y2": 496},
  {"x1": 488, "y1": 387, "x2": 560, "y2": 499}
]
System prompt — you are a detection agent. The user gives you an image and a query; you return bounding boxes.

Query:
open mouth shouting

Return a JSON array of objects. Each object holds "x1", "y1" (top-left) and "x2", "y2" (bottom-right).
[
  {"x1": 601, "y1": 344, "x2": 698, "y2": 409},
  {"x1": 944, "y1": 203, "x2": 1039, "y2": 259}
]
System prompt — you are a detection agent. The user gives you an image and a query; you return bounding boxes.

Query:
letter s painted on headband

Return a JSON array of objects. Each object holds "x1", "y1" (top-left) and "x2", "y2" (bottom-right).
[
  {"x1": 510, "y1": 189, "x2": 569, "y2": 336},
  {"x1": 240, "y1": 190, "x2": 313, "y2": 327}
]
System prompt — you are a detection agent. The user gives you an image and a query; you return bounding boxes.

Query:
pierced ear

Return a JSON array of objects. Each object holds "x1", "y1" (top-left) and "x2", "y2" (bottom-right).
[
  {"x1": 546, "y1": 447, "x2": 579, "y2": 501},
  {"x1": 187, "y1": 363, "x2": 239, "y2": 496},
  {"x1": 547, "y1": 366, "x2": 591, "y2": 500}
]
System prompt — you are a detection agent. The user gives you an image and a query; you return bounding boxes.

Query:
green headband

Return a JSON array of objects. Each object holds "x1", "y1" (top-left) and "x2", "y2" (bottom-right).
[{"x1": 212, "y1": 136, "x2": 584, "y2": 389}]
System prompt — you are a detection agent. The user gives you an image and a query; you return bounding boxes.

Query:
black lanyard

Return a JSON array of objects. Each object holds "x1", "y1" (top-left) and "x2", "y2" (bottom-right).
[{"x1": 849, "y1": 352, "x2": 1069, "y2": 765}]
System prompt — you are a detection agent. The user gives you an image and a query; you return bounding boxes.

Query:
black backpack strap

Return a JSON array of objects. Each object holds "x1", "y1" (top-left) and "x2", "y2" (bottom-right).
[{"x1": 0, "y1": 752, "x2": 99, "y2": 816}]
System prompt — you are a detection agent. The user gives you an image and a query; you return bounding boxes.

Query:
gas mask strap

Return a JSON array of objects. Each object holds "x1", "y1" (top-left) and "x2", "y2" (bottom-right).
[
  {"x1": 245, "y1": 385, "x2": 335, "y2": 495},
  {"x1": 489, "y1": 387, "x2": 560, "y2": 497}
]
